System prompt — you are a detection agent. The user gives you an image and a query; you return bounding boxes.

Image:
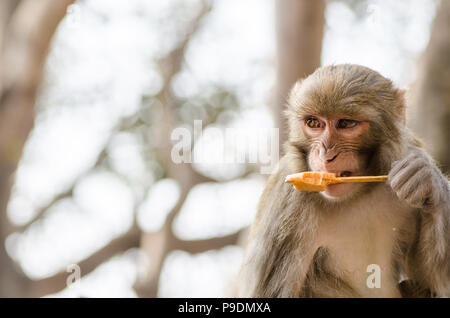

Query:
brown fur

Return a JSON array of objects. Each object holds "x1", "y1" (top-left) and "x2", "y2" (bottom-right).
[{"x1": 238, "y1": 64, "x2": 450, "y2": 298}]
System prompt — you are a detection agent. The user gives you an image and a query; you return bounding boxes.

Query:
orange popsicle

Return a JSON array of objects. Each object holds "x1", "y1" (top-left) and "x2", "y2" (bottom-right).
[{"x1": 285, "y1": 172, "x2": 388, "y2": 192}]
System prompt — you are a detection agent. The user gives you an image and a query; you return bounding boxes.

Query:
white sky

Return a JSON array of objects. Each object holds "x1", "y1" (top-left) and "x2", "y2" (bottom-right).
[{"x1": 5, "y1": 0, "x2": 437, "y2": 297}]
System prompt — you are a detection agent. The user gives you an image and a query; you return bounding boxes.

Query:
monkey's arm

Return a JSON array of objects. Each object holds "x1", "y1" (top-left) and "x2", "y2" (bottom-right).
[
  {"x1": 389, "y1": 150, "x2": 450, "y2": 296},
  {"x1": 239, "y1": 156, "x2": 319, "y2": 297}
]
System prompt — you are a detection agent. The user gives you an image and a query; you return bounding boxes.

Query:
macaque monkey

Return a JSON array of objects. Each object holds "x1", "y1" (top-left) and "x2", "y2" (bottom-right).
[{"x1": 238, "y1": 64, "x2": 450, "y2": 297}]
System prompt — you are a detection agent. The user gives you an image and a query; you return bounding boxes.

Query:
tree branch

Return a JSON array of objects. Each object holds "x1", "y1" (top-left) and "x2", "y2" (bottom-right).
[
  {"x1": 12, "y1": 149, "x2": 108, "y2": 234},
  {"x1": 26, "y1": 223, "x2": 141, "y2": 297},
  {"x1": 170, "y1": 229, "x2": 244, "y2": 255}
]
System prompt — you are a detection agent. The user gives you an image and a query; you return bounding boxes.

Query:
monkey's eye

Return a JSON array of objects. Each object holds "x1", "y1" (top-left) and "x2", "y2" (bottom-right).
[
  {"x1": 306, "y1": 117, "x2": 322, "y2": 128},
  {"x1": 337, "y1": 119, "x2": 358, "y2": 129}
]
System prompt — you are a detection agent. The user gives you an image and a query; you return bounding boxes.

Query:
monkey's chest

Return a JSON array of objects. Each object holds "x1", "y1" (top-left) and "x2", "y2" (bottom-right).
[{"x1": 316, "y1": 200, "x2": 408, "y2": 297}]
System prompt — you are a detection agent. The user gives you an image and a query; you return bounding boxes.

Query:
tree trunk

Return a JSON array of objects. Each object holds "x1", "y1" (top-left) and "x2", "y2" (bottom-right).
[
  {"x1": 408, "y1": 0, "x2": 450, "y2": 173},
  {"x1": 275, "y1": 0, "x2": 325, "y2": 146},
  {"x1": 0, "y1": 0, "x2": 74, "y2": 297}
]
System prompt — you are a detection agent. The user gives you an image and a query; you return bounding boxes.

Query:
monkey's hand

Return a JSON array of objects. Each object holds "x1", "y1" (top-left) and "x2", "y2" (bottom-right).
[{"x1": 388, "y1": 151, "x2": 450, "y2": 212}]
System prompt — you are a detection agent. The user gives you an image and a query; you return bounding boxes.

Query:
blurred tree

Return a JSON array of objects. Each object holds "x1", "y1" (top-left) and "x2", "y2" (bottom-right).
[
  {"x1": 408, "y1": 0, "x2": 450, "y2": 173},
  {"x1": 0, "y1": 0, "x2": 255, "y2": 298},
  {"x1": 275, "y1": 0, "x2": 325, "y2": 145},
  {"x1": 0, "y1": 0, "x2": 75, "y2": 297},
  {"x1": 134, "y1": 2, "x2": 246, "y2": 298}
]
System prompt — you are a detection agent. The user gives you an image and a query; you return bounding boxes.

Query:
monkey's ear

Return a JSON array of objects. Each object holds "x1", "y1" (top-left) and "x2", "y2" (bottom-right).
[{"x1": 396, "y1": 89, "x2": 407, "y2": 124}]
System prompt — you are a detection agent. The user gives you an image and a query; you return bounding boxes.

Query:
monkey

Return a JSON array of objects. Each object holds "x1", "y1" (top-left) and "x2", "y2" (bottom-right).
[{"x1": 237, "y1": 64, "x2": 450, "y2": 298}]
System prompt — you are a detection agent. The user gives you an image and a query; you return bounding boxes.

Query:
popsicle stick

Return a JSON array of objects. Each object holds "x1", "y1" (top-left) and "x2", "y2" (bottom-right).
[{"x1": 333, "y1": 175, "x2": 388, "y2": 183}]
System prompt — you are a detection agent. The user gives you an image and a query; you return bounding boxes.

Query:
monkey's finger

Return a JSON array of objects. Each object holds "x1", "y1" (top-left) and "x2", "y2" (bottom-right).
[
  {"x1": 389, "y1": 158, "x2": 426, "y2": 191},
  {"x1": 409, "y1": 189, "x2": 431, "y2": 209},
  {"x1": 393, "y1": 167, "x2": 429, "y2": 203},
  {"x1": 389, "y1": 158, "x2": 410, "y2": 178},
  {"x1": 389, "y1": 152, "x2": 423, "y2": 176}
]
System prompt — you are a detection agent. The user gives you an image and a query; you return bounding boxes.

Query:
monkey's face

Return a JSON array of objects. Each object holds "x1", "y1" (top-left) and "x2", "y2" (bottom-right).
[
  {"x1": 287, "y1": 65, "x2": 406, "y2": 201},
  {"x1": 301, "y1": 114, "x2": 372, "y2": 200}
]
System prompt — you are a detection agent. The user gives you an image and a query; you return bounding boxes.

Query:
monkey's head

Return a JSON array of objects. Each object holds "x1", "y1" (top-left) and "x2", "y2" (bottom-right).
[{"x1": 286, "y1": 64, "x2": 406, "y2": 201}]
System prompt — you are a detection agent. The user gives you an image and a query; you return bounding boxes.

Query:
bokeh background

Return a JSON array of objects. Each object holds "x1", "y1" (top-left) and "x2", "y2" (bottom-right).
[{"x1": 0, "y1": 0, "x2": 448, "y2": 297}]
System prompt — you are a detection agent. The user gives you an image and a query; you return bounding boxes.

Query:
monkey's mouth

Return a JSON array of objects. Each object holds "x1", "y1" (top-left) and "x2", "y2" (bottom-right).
[
  {"x1": 336, "y1": 171, "x2": 353, "y2": 177},
  {"x1": 323, "y1": 171, "x2": 357, "y2": 198}
]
